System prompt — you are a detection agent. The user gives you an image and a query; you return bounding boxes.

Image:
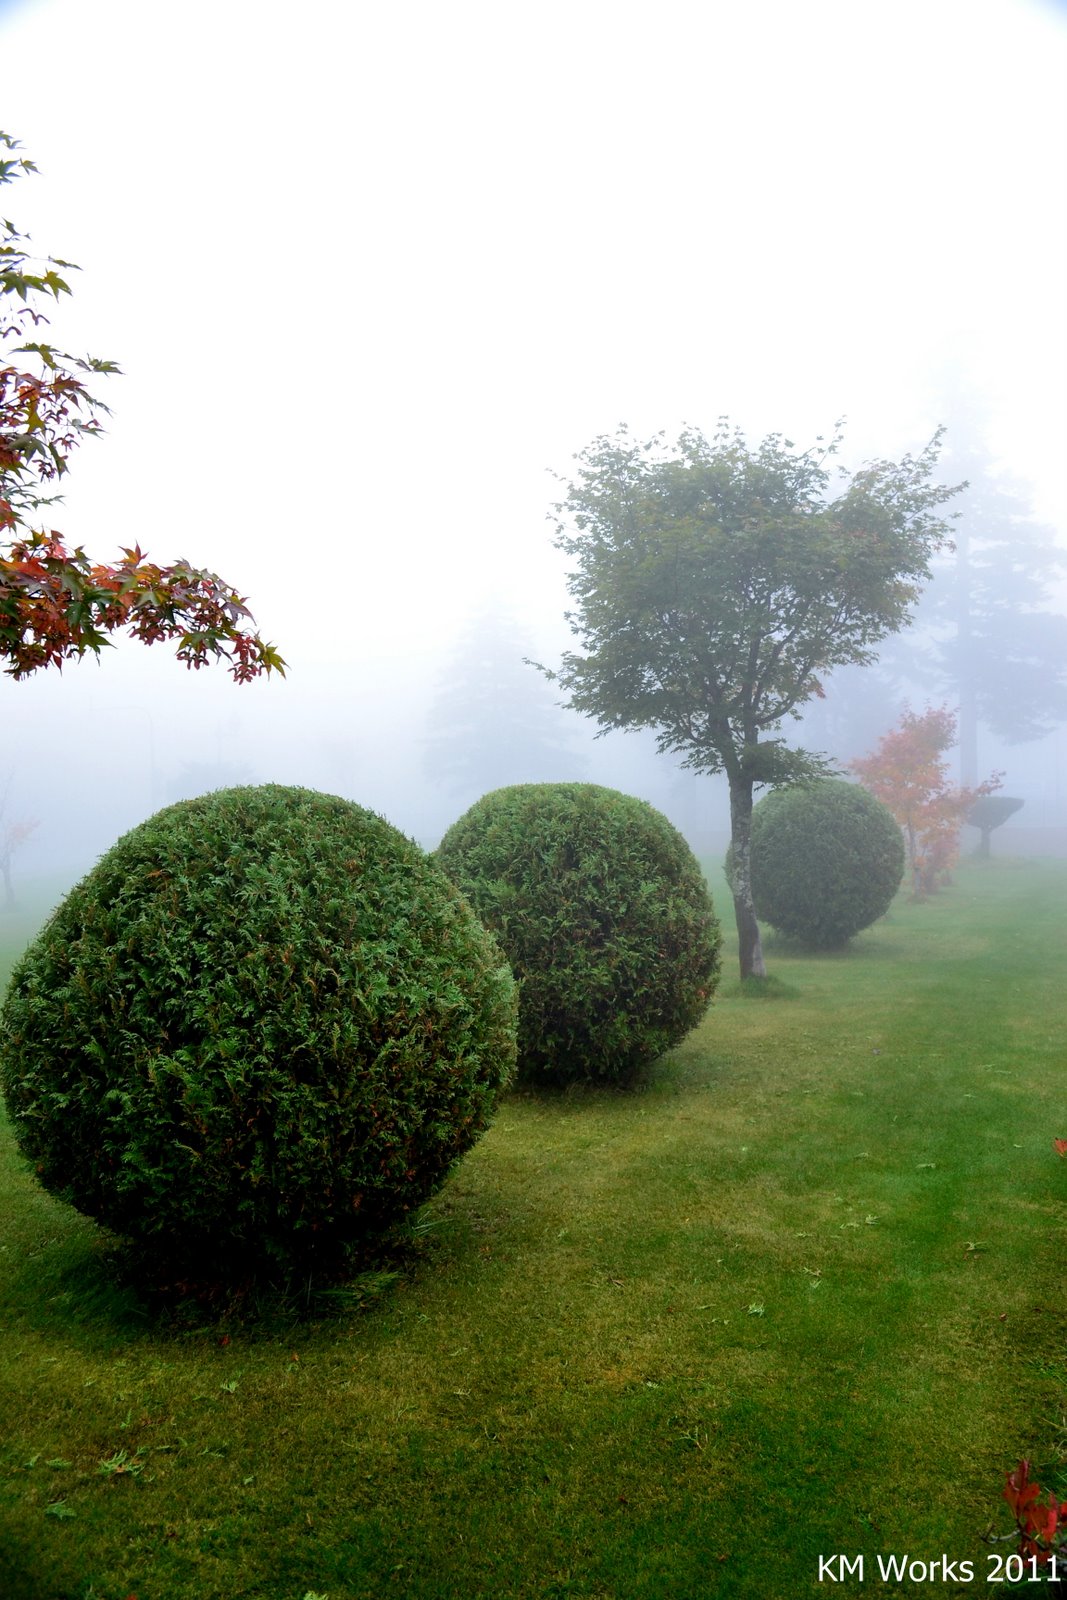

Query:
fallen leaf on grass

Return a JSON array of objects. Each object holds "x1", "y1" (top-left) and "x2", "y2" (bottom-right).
[{"x1": 98, "y1": 1448, "x2": 144, "y2": 1478}]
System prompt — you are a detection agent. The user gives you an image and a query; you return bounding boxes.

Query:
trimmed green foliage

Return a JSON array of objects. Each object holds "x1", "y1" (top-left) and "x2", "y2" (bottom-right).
[
  {"x1": 436, "y1": 783, "x2": 720, "y2": 1085},
  {"x1": 739, "y1": 778, "x2": 904, "y2": 948},
  {"x1": 0, "y1": 785, "x2": 517, "y2": 1280}
]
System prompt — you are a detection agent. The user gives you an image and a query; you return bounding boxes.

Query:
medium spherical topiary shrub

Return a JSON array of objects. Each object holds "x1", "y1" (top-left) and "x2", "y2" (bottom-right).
[
  {"x1": 0, "y1": 785, "x2": 517, "y2": 1280},
  {"x1": 738, "y1": 779, "x2": 905, "y2": 949},
  {"x1": 435, "y1": 783, "x2": 721, "y2": 1085}
]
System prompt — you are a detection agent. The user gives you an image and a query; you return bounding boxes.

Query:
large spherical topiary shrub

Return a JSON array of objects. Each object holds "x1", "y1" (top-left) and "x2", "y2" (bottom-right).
[
  {"x1": 739, "y1": 779, "x2": 904, "y2": 948},
  {"x1": 0, "y1": 786, "x2": 517, "y2": 1280},
  {"x1": 435, "y1": 783, "x2": 720, "y2": 1085}
]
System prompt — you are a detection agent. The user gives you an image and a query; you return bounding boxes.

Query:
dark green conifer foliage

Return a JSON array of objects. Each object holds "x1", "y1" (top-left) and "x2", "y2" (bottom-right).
[
  {"x1": 734, "y1": 780, "x2": 904, "y2": 948},
  {"x1": 436, "y1": 783, "x2": 720, "y2": 1085},
  {"x1": 0, "y1": 786, "x2": 517, "y2": 1280}
]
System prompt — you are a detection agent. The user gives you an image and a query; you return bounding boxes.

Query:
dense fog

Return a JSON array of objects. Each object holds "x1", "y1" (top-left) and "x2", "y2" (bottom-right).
[{"x1": 1, "y1": 0, "x2": 1064, "y2": 902}]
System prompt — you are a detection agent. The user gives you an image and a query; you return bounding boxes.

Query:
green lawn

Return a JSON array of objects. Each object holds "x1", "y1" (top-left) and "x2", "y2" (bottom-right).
[{"x1": 1, "y1": 861, "x2": 1065, "y2": 1599}]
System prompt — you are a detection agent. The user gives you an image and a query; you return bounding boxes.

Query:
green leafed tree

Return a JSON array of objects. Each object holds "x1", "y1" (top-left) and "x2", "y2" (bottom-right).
[{"x1": 538, "y1": 421, "x2": 960, "y2": 978}]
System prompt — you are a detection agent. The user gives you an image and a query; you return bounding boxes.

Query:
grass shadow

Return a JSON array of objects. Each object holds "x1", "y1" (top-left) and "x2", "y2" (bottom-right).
[
  {"x1": 504, "y1": 1052, "x2": 674, "y2": 1105},
  {"x1": 1, "y1": 1202, "x2": 427, "y2": 1343},
  {"x1": 2, "y1": 1224, "x2": 156, "y2": 1345},
  {"x1": 103, "y1": 1229, "x2": 424, "y2": 1338},
  {"x1": 719, "y1": 972, "x2": 801, "y2": 1000}
]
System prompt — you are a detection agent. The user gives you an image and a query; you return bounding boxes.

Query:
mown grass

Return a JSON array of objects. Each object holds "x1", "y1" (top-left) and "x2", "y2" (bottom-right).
[{"x1": 1, "y1": 861, "x2": 1065, "y2": 1599}]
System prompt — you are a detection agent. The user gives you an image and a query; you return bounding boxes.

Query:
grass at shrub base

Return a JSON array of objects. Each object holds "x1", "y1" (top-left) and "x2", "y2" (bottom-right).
[{"x1": 1, "y1": 860, "x2": 1065, "y2": 1598}]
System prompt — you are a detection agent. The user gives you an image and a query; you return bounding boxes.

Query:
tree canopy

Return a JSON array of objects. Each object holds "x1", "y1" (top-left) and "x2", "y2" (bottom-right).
[
  {"x1": 541, "y1": 420, "x2": 960, "y2": 977},
  {"x1": 0, "y1": 133, "x2": 284, "y2": 680}
]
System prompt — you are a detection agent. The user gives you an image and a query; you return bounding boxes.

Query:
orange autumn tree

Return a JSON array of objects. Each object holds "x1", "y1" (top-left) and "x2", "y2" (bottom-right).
[
  {"x1": 0, "y1": 133, "x2": 284, "y2": 680},
  {"x1": 851, "y1": 705, "x2": 998, "y2": 898}
]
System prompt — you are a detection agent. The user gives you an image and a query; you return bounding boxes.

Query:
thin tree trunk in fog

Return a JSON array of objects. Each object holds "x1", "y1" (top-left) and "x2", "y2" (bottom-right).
[
  {"x1": 958, "y1": 681, "x2": 979, "y2": 789},
  {"x1": 956, "y1": 530, "x2": 979, "y2": 788},
  {"x1": 728, "y1": 776, "x2": 766, "y2": 980}
]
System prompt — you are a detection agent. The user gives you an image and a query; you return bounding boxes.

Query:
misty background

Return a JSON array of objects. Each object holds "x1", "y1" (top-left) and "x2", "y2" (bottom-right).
[{"x1": 1, "y1": 0, "x2": 1064, "y2": 894}]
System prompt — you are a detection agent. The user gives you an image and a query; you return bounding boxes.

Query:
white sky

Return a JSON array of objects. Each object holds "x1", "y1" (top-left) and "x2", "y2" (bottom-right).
[{"x1": 1, "y1": 0, "x2": 1065, "y2": 863}]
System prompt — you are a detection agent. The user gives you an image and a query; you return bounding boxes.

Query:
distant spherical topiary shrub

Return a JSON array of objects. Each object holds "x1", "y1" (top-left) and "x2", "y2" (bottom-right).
[
  {"x1": 435, "y1": 783, "x2": 721, "y2": 1085},
  {"x1": 0, "y1": 786, "x2": 517, "y2": 1280},
  {"x1": 737, "y1": 779, "x2": 904, "y2": 948}
]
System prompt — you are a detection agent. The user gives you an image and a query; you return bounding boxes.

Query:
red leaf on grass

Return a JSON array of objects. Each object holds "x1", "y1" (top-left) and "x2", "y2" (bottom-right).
[{"x1": 1005, "y1": 1460, "x2": 1041, "y2": 1521}]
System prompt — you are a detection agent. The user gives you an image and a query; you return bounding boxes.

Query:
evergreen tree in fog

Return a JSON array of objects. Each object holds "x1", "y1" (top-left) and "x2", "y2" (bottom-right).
[
  {"x1": 423, "y1": 609, "x2": 587, "y2": 802},
  {"x1": 885, "y1": 404, "x2": 1067, "y2": 785},
  {"x1": 805, "y1": 415, "x2": 1067, "y2": 785}
]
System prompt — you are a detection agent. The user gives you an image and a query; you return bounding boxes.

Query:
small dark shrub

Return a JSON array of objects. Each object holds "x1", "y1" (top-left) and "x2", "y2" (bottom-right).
[
  {"x1": 435, "y1": 783, "x2": 720, "y2": 1085},
  {"x1": 733, "y1": 779, "x2": 904, "y2": 949},
  {"x1": 967, "y1": 793, "x2": 1025, "y2": 858},
  {"x1": 0, "y1": 785, "x2": 517, "y2": 1281}
]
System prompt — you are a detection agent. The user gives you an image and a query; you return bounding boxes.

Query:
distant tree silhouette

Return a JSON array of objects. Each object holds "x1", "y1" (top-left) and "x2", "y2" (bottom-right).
[
  {"x1": 967, "y1": 793, "x2": 1025, "y2": 859},
  {"x1": 882, "y1": 404, "x2": 1067, "y2": 785},
  {"x1": 423, "y1": 608, "x2": 586, "y2": 803},
  {"x1": 164, "y1": 761, "x2": 254, "y2": 804},
  {"x1": 0, "y1": 773, "x2": 37, "y2": 911}
]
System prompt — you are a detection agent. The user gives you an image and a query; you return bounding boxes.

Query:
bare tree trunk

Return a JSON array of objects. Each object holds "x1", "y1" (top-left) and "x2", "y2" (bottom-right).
[
  {"x1": 1, "y1": 855, "x2": 14, "y2": 912},
  {"x1": 906, "y1": 820, "x2": 921, "y2": 898},
  {"x1": 958, "y1": 680, "x2": 979, "y2": 789},
  {"x1": 728, "y1": 776, "x2": 766, "y2": 980},
  {"x1": 956, "y1": 529, "x2": 980, "y2": 788}
]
